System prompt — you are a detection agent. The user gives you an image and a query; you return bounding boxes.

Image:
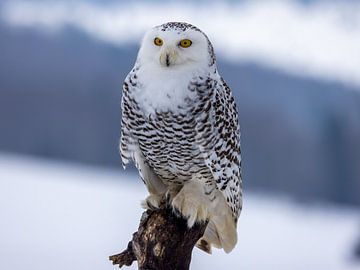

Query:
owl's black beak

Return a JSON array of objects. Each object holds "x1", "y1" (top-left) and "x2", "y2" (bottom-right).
[
  {"x1": 160, "y1": 46, "x2": 177, "y2": 67},
  {"x1": 166, "y1": 54, "x2": 170, "y2": 67}
]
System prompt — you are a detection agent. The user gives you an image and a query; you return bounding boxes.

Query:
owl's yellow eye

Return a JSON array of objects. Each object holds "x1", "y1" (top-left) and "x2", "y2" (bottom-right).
[
  {"x1": 179, "y1": 39, "x2": 192, "y2": 48},
  {"x1": 154, "y1": 37, "x2": 163, "y2": 46}
]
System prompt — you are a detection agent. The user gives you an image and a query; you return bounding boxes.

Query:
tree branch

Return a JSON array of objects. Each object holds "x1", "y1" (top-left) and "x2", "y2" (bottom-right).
[{"x1": 109, "y1": 208, "x2": 207, "y2": 270}]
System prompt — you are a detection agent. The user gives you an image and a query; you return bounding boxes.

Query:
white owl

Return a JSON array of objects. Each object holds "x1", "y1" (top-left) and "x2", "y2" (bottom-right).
[{"x1": 120, "y1": 22, "x2": 242, "y2": 253}]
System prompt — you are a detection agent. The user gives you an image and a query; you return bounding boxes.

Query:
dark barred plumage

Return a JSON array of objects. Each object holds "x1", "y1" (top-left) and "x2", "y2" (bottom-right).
[{"x1": 120, "y1": 68, "x2": 242, "y2": 222}]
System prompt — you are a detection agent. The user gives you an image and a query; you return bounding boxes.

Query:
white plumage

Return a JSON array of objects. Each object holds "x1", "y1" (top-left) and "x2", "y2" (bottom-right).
[{"x1": 120, "y1": 22, "x2": 242, "y2": 253}]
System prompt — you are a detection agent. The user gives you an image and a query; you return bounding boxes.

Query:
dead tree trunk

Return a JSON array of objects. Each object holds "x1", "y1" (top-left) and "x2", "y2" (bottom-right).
[{"x1": 109, "y1": 208, "x2": 207, "y2": 270}]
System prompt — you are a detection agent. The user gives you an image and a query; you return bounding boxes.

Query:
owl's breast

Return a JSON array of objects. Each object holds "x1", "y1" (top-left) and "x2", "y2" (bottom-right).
[
  {"x1": 134, "y1": 68, "x2": 198, "y2": 116},
  {"x1": 134, "y1": 108, "x2": 209, "y2": 184},
  {"x1": 122, "y1": 68, "x2": 216, "y2": 184}
]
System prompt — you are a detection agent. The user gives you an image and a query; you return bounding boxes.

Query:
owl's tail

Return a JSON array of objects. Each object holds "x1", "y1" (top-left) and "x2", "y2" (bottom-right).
[{"x1": 196, "y1": 193, "x2": 238, "y2": 253}]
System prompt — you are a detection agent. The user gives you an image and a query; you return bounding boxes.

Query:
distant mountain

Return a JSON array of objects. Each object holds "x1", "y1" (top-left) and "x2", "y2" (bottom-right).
[{"x1": 1, "y1": 23, "x2": 359, "y2": 205}]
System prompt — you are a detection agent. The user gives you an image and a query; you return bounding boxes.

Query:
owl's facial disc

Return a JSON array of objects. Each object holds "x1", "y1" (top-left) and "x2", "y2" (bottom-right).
[{"x1": 138, "y1": 25, "x2": 210, "y2": 70}]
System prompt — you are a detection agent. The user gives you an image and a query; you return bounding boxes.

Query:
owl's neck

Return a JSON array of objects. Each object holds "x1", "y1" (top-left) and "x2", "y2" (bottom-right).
[{"x1": 131, "y1": 62, "x2": 212, "y2": 115}]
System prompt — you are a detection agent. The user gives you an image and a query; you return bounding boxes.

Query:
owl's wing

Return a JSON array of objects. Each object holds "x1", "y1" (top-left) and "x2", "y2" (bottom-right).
[
  {"x1": 195, "y1": 76, "x2": 242, "y2": 222},
  {"x1": 120, "y1": 69, "x2": 141, "y2": 168},
  {"x1": 119, "y1": 81, "x2": 132, "y2": 168}
]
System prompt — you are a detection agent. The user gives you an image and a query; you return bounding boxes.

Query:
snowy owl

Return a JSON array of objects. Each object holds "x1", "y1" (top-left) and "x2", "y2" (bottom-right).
[{"x1": 120, "y1": 22, "x2": 242, "y2": 253}]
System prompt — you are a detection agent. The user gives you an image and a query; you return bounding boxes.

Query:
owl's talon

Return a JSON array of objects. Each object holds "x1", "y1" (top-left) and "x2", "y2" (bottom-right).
[
  {"x1": 141, "y1": 194, "x2": 163, "y2": 210},
  {"x1": 164, "y1": 192, "x2": 174, "y2": 207},
  {"x1": 172, "y1": 205, "x2": 183, "y2": 218},
  {"x1": 148, "y1": 201, "x2": 158, "y2": 210},
  {"x1": 164, "y1": 193, "x2": 171, "y2": 206}
]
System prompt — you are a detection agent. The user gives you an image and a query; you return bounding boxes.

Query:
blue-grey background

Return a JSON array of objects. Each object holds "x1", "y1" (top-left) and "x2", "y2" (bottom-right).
[
  {"x1": 1, "y1": 1, "x2": 360, "y2": 269},
  {"x1": 1, "y1": 0, "x2": 359, "y2": 205}
]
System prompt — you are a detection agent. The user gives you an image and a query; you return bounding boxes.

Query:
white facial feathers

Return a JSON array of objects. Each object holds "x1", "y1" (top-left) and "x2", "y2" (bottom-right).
[
  {"x1": 137, "y1": 24, "x2": 211, "y2": 70},
  {"x1": 132, "y1": 23, "x2": 218, "y2": 114}
]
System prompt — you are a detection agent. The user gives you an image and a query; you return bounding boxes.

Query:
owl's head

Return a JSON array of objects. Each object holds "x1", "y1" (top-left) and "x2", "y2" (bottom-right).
[{"x1": 137, "y1": 22, "x2": 216, "y2": 70}]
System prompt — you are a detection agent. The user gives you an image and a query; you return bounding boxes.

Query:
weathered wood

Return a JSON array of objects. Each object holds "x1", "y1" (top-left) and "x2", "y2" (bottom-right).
[{"x1": 109, "y1": 208, "x2": 207, "y2": 270}]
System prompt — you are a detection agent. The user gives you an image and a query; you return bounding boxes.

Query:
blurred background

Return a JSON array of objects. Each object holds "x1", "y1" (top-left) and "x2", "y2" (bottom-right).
[{"x1": 0, "y1": 0, "x2": 359, "y2": 269}]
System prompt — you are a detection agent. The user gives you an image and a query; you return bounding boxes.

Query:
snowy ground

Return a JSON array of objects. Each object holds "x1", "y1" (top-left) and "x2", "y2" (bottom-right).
[{"x1": 0, "y1": 153, "x2": 359, "y2": 270}]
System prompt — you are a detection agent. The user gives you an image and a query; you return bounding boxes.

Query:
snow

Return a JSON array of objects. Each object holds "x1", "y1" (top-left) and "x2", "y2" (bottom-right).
[
  {"x1": 0, "y1": 153, "x2": 359, "y2": 270},
  {"x1": 1, "y1": 0, "x2": 360, "y2": 87}
]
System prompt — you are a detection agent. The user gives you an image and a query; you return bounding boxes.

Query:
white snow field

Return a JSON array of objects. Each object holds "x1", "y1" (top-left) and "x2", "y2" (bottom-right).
[
  {"x1": 2, "y1": 0, "x2": 360, "y2": 87},
  {"x1": 0, "y1": 153, "x2": 359, "y2": 270}
]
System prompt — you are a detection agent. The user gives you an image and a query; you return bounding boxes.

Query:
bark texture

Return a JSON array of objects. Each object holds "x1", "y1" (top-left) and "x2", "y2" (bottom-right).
[{"x1": 109, "y1": 208, "x2": 207, "y2": 270}]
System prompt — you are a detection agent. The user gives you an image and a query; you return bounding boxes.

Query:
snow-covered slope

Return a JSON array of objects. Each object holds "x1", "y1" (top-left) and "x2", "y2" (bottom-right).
[{"x1": 0, "y1": 153, "x2": 359, "y2": 270}]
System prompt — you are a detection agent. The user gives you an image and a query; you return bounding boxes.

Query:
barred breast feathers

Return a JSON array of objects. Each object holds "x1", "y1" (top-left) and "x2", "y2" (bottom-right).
[{"x1": 120, "y1": 61, "x2": 215, "y2": 169}]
